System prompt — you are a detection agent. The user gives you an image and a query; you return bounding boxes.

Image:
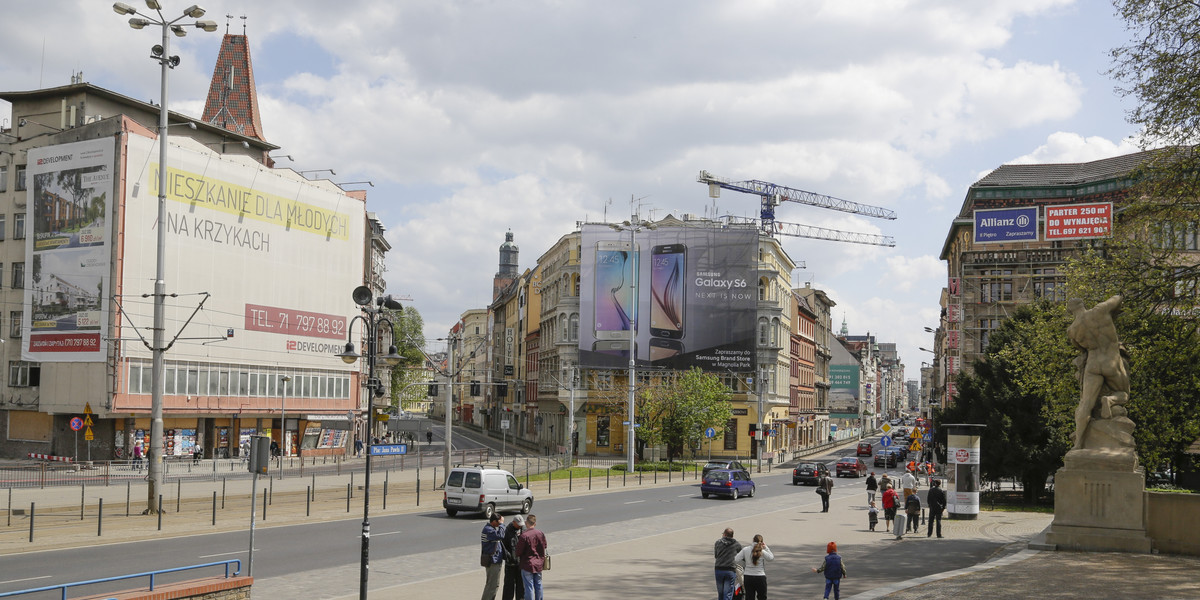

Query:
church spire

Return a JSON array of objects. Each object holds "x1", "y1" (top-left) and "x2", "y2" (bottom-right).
[{"x1": 201, "y1": 28, "x2": 266, "y2": 141}]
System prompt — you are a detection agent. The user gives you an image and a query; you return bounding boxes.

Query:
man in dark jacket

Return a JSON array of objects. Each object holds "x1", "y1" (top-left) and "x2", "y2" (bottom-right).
[
  {"x1": 865, "y1": 472, "x2": 878, "y2": 503},
  {"x1": 713, "y1": 527, "x2": 742, "y2": 600},
  {"x1": 502, "y1": 515, "x2": 526, "y2": 600},
  {"x1": 904, "y1": 490, "x2": 922, "y2": 533},
  {"x1": 926, "y1": 479, "x2": 947, "y2": 538},
  {"x1": 481, "y1": 513, "x2": 505, "y2": 600},
  {"x1": 818, "y1": 473, "x2": 834, "y2": 512}
]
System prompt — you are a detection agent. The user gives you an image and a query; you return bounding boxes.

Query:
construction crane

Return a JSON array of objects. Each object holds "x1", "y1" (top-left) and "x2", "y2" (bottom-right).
[{"x1": 697, "y1": 170, "x2": 897, "y2": 247}]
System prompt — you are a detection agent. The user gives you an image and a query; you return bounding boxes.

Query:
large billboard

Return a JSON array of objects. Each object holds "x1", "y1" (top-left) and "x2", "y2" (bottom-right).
[
  {"x1": 23, "y1": 138, "x2": 116, "y2": 361},
  {"x1": 829, "y1": 364, "x2": 859, "y2": 389},
  {"x1": 578, "y1": 223, "x2": 757, "y2": 371},
  {"x1": 973, "y1": 207, "x2": 1038, "y2": 244},
  {"x1": 1044, "y1": 202, "x2": 1112, "y2": 240},
  {"x1": 116, "y1": 134, "x2": 365, "y2": 369}
]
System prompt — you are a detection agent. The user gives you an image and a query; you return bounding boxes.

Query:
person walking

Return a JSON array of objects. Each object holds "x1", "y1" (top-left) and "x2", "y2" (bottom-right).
[
  {"x1": 734, "y1": 534, "x2": 773, "y2": 600},
  {"x1": 515, "y1": 514, "x2": 548, "y2": 600},
  {"x1": 502, "y1": 515, "x2": 526, "y2": 600},
  {"x1": 926, "y1": 479, "x2": 947, "y2": 538},
  {"x1": 480, "y1": 513, "x2": 505, "y2": 600},
  {"x1": 811, "y1": 541, "x2": 848, "y2": 600},
  {"x1": 713, "y1": 527, "x2": 743, "y2": 600},
  {"x1": 904, "y1": 488, "x2": 922, "y2": 533},
  {"x1": 132, "y1": 443, "x2": 143, "y2": 470},
  {"x1": 865, "y1": 472, "x2": 878, "y2": 504},
  {"x1": 879, "y1": 473, "x2": 892, "y2": 496},
  {"x1": 900, "y1": 467, "x2": 918, "y2": 504},
  {"x1": 881, "y1": 484, "x2": 898, "y2": 532},
  {"x1": 867, "y1": 501, "x2": 879, "y2": 532},
  {"x1": 818, "y1": 472, "x2": 834, "y2": 512}
]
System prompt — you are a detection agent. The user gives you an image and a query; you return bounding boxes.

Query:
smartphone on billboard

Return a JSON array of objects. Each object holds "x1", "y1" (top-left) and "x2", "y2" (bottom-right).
[
  {"x1": 650, "y1": 243, "x2": 685, "y2": 339},
  {"x1": 592, "y1": 340, "x2": 633, "y2": 359},
  {"x1": 594, "y1": 240, "x2": 639, "y2": 340},
  {"x1": 649, "y1": 337, "x2": 683, "y2": 362}
]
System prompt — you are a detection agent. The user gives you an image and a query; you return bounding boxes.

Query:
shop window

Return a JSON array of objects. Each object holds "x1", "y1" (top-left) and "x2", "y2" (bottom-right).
[
  {"x1": 596, "y1": 415, "x2": 610, "y2": 447},
  {"x1": 724, "y1": 418, "x2": 738, "y2": 450}
]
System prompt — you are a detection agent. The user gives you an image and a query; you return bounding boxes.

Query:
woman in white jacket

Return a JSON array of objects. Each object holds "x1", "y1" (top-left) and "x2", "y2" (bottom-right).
[{"x1": 735, "y1": 534, "x2": 774, "y2": 599}]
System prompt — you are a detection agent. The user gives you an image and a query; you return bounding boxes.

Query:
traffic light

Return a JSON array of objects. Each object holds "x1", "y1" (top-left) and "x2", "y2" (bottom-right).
[
  {"x1": 497, "y1": 382, "x2": 509, "y2": 398},
  {"x1": 427, "y1": 382, "x2": 438, "y2": 397},
  {"x1": 748, "y1": 423, "x2": 758, "y2": 436},
  {"x1": 470, "y1": 380, "x2": 481, "y2": 397}
]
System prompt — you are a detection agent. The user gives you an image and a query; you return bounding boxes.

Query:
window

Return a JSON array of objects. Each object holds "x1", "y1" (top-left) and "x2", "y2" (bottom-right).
[
  {"x1": 15, "y1": 166, "x2": 26, "y2": 191},
  {"x1": 11, "y1": 262, "x2": 22, "y2": 289},
  {"x1": 568, "y1": 314, "x2": 579, "y2": 342},
  {"x1": 758, "y1": 318, "x2": 770, "y2": 345},
  {"x1": 9, "y1": 361, "x2": 40, "y2": 387},
  {"x1": 724, "y1": 418, "x2": 739, "y2": 451},
  {"x1": 0, "y1": 215, "x2": 6, "y2": 240},
  {"x1": 13, "y1": 214, "x2": 24, "y2": 240},
  {"x1": 9, "y1": 311, "x2": 20, "y2": 337},
  {"x1": 978, "y1": 318, "x2": 1001, "y2": 352},
  {"x1": 0, "y1": 167, "x2": 6, "y2": 192},
  {"x1": 1033, "y1": 268, "x2": 1062, "y2": 301},
  {"x1": 595, "y1": 415, "x2": 610, "y2": 447}
]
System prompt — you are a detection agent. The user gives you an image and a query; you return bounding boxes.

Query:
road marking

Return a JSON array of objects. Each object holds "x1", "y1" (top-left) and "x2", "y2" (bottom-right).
[
  {"x1": 558, "y1": 507, "x2": 582, "y2": 513},
  {"x1": 623, "y1": 500, "x2": 645, "y2": 505},
  {"x1": 199, "y1": 550, "x2": 248, "y2": 558},
  {"x1": 678, "y1": 494, "x2": 692, "y2": 497},
  {"x1": 0, "y1": 576, "x2": 52, "y2": 585},
  {"x1": 374, "y1": 531, "x2": 404, "y2": 537}
]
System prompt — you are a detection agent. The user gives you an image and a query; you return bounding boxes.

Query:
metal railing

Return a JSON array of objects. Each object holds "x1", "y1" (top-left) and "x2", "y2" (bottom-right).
[{"x1": 0, "y1": 559, "x2": 241, "y2": 599}]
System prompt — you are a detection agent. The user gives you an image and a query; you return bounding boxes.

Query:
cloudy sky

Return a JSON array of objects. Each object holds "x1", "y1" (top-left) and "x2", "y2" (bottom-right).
[{"x1": 2, "y1": 0, "x2": 1145, "y2": 382}]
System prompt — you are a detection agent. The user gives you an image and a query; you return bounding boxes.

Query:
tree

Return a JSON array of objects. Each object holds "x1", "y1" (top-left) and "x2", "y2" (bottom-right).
[
  {"x1": 637, "y1": 368, "x2": 733, "y2": 462},
  {"x1": 386, "y1": 306, "x2": 427, "y2": 412},
  {"x1": 935, "y1": 302, "x2": 1076, "y2": 502}
]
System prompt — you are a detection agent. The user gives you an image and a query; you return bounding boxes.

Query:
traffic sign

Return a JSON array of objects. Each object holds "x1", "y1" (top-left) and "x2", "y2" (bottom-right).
[
  {"x1": 502, "y1": 419, "x2": 510, "y2": 430},
  {"x1": 369, "y1": 444, "x2": 408, "y2": 456},
  {"x1": 84, "y1": 403, "x2": 93, "y2": 414},
  {"x1": 704, "y1": 427, "x2": 716, "y2": 439},
  {"x1": 923, "y1": 433, "x2": 933, "y2": 442},
  {"x1": 69, "y1": 417, "x2": 83, "y2": 431},
  {"x1": 83, "y1": 415, "x2": 94, "y2": 427},
  {"x1": 880, "y1": 435, "x2": 892, "y2": 447},
  {"x1": 881, "y1": 423, "x2": 892, "y2": 434},
  {"x1": 910, "y1": 439, "x2": 922, "y2": 452},
  {"x1": 85, "y1": 427, "x2": 94, "y2": 441}
]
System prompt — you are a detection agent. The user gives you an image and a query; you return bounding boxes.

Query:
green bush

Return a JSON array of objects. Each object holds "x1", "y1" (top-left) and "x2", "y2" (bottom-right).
[{"x1": 610, "y1": 461, "x2": 694, "y2": 473}]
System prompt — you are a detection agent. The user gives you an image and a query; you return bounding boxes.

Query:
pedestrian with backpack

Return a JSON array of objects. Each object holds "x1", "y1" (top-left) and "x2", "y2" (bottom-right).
[{"x1": 811, "y1": 541, "x2": 847, "y2": 600}]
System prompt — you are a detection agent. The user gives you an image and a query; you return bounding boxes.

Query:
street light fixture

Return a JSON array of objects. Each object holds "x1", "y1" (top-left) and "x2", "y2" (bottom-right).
[
  {"x1": 336, "y1": 285, "x2": 403, "y2": 600},
  {"x1": 114, "y1": 0, "x2": 216, "y2": 515},
  {"x1": 609, "y1": 216, "x2": 655, "y2": 472}
]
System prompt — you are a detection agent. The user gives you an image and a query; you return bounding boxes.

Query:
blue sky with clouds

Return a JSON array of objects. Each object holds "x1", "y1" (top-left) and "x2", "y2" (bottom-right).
[{"x1": 1, "y1": 0, "x2": 1147, "y2": 379}]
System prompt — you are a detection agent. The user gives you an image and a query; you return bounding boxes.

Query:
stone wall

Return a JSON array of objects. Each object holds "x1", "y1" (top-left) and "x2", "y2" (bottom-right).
[{"x1": 1147, "y1": 492, "x2": 1200, "y2": 556}]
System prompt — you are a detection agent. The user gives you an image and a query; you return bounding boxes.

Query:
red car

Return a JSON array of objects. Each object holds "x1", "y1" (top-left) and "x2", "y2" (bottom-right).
[
  {"x1": 856, "y1": 442, "x2": 872, "y2": 456},
  {"x1": 836, "y1": 457, "x2": 868, "y2": 477}
]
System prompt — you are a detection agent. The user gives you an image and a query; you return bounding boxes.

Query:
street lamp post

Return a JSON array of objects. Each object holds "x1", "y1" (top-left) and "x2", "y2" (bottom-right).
[
  {"x1": 336, "y1": 286, "x2": 403, "y2": 600},
  {"x1": 113, "y1": 1, "x2": 217, "y2": 514},
  {"x1": 609, "y1": 215, "x2": 653, "y2": 472}
]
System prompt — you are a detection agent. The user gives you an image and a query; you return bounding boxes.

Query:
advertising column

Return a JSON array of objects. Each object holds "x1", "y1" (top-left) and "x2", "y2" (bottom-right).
[{"x1": 946, "y1": 423, "x2": 985, "y2": 520}]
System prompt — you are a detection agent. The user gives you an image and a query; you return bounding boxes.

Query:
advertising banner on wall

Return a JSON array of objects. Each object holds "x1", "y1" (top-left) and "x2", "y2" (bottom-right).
[
  {"x1": 829, "y1": 364, "x2": 859, "y2": 389},
  {"x1": 119, "y1": 134, "x2": 365, "y2": 369},
  {"x1": 577, "y1": 223, "x2": 757, "y2": 371},
  {"x1": 973, "y1": 207, "x2": 1038, "y2": 244},
  {"x1": 1044, "y1": 202, "x2": 1112, "y2": 240},
  {"x1": 23, "y1": 138, "x2": 115, "y2": 362}
]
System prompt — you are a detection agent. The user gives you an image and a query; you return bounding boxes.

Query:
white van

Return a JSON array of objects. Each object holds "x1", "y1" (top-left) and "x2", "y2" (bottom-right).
[{"x1": 443, "y1": 465, "x2": 534, "y2": 518}]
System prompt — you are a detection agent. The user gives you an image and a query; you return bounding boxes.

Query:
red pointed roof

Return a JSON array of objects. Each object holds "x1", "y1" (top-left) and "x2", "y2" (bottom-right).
[{"x1": 201, "y1": 34, "x2": 266, "y2": 141}]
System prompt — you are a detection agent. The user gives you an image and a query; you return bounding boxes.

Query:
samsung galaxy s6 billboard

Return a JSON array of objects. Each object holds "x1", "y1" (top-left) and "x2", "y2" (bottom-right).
[{"x1": 578, "y1": 222, "x2": 757, "y2": 371}]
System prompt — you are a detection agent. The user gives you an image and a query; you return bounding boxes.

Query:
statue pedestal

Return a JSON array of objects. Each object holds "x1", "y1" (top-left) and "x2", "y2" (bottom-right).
[{"x1": 1044, "y1": 467, "x2": 1151, "y2": 553}]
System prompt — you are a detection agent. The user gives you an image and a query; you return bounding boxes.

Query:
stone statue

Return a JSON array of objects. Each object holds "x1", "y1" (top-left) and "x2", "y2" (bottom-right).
[{"x1": 1065, "y1": 295, "x2": 1136, "y2": 469}]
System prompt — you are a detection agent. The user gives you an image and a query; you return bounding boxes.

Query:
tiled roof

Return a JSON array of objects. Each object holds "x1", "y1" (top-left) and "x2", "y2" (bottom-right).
[
  {"x1": 202, "y1": 34, "x2": 265, "y2": 141},
  {"x1": 972, "y1": 150, "x2": 1162, "y2": 188}
]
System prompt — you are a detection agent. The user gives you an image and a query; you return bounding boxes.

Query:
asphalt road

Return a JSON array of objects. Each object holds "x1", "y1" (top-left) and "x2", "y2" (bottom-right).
[{"x1": 0, "y1": 437, "x2": 1000, "y2": 599}]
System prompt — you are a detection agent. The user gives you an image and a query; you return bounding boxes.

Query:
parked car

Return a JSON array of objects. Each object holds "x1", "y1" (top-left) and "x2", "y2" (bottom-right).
[
  {"x1": 836, "y1": 457, "x2": 868, "y2": 478},
  {"x1": 792, "y1": 462, "x2": 830, "y2": 485},
  {"x1": 874, "y1": 449, "x2": 897, "y2": 468},
  {"x1": 443, "y1": 465, "x2": 533, "y2": 518},
  {"x1": 890, "y1": 446, "x2": 909, "y2": 461},
  {"x1": 701, "y1": 468, "x2": 756, "y2": 500},
  {"x1": 856, "y1": 441, "x2": 873, "y2": 456},
  {"x1": 703, "y1": 460, "x2": 749, "y2": 478}
]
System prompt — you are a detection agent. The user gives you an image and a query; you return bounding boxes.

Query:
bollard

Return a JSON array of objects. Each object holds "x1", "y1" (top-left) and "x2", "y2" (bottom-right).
[
  {"x1": 416, "y1": 478, "x2": 421, "y2": 506},
  {"x1": 81, "y1": 484, "x2": 85, "y2": 520},
  {"x1": 384, "y1": 473, "x2": 389, "y2": 511},
  {"x1": 668, "y1": 468, "x2": 672, "y2": 483},
  {"x1": 548, "y1": 469, "x2": 552, "y2": 495},
  {"x1": 306, "y1": 486, "x2": 311, "y2": 517},
  {"x1": 177, "y1": 479, "x2": 182, "y2": 513},
  {"x1": 7, "y1": 488, "x2": 11, "y2": 527},
  {"x1": 350, "y1": 472, "x2": 354, "y2": 498},
  {"x1": 29, "y1": 502, "x2": 34, "y2": 542},
  {"x1": 569, "y1": 470, "x2": 573, "y2": 493},
  {"x1": 654, "y1": 469, "x2": 658, "y2": 485},
  {"x1": 98, "y1": 498, "x2": 103, "y2": 537},
  {"x1": 312, "y1": 474, "x2": 316, "y2": 500},
  {"x1": 157, "y1": 495, "x2": 163, "y2": 531},
  {"x1": 126, "y1": 481, "x2": 131, "y2": 517},
  {"x1": 222, "y1": 478, "x2": 227, "y2": 509},
  {"x1": 623, "y1": 469, "x2": 626, "y2": 487},
  {"x1": 212, "y1": 491, "x2": 217, "y2": 526},
  {"x1": 347, "y1": 483, "x2": 351, "y2": 513},
  {"x1": 263, "y1": 488, "x2": 268, "y2": 521},
  {"x1": 269, "y1": 478, "x2": 274, "y2": 506}
]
